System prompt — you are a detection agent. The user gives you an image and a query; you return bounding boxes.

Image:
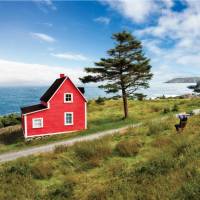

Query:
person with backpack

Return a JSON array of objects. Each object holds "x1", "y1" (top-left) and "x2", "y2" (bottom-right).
[{"x1": 175, "y1": 113, "x2": 190, "y2": 132}]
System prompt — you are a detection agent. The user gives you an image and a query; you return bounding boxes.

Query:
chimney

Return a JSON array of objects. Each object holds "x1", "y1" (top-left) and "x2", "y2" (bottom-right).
[{"x1": 60, "y1": 73, "x2": 65, "y2": 78}]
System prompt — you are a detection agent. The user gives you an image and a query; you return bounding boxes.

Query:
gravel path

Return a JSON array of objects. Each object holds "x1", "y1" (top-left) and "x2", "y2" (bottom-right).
[
  {"x1": 0, "y1": 123, "x2": 142, "y2": 163},
  {"x1": 1, "y1": 109, "x2": 198, "y2": 164}
]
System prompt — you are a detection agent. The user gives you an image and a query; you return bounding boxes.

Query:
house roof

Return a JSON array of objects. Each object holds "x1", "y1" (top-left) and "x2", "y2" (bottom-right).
[
  {"x1": 40, "y1": 77, "x2": 66, "y2": 102},
  {"x1": 21, "y1": 104, "x2": 47, "y2": 114},
  {"x1": 78, "y1": 87, "x2": 85, "y2": 95},
  {"x1": 21, "y1": 76, "x2": 87, "y2": 115}
]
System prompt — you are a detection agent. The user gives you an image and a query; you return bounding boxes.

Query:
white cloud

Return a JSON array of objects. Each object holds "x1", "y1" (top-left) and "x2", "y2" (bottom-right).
[
  {"x1": 94, "y1": 17, "x2": 110, "y2": 25},
  {"x1": 43, "y1": 0, "x2": 57, "y2": 10},
  {"x1": 104, "y1": 0, "x2": 156, "y2": 23},
  {"x1": 33, "y1": 0, "x2": 57, "y2": 13},
  {"x1": 51, "y1": 53, "x2": 89, "y2": 61},
  {"x1": 31, "y1": 32, "x2": 56, "y2": 43},
  {"x1": 0, "y1": 59, "x2": 84, "y2": 86},
  {"x1": 127, "y1": 0, "x2": 200, "y2": 83}
]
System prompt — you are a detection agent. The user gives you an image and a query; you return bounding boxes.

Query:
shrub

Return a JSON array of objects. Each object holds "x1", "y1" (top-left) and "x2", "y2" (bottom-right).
[
  {"x1": 87, "y1": 184, "x2": 108, "y2": 200},
  {"x1": 6, "y1": 159, "x2": 31, "y2": 176},
  {"x1": 134, "y1": 155, "x2": 175, "y2": 177},
  {"x1": 173, "y1": 175, "x2": 200, "y2": 200},
  {"x1": 152, "y1": 137, "x2": 172, "y2": 148},
  {"x1": 31, "y1": 161, "x2": 54, "y2": 179},
  {"x1": 163, "y1": 107, "x2": 170, "y2": 114},
  {"x1": 115, "y1": 139, "x2": 142, "y2": 157},
  {"x1": 0, "y1": 128, "x2": 23, "y2": 144},
  {"x1": 95, "y1": 97, "x2": 105, "y2": 105},
  {"x1": 0, "y1": 114, "x2": 21, "y2": 128},
  {"x1": 172, "y1": 104, "x2": 179, "y2": 112},
  {"x1": 47, "y1": 176, "x2": 77, "y2": 200},
  {"x1": 151, "y1": 105, "x2": 161, "y2": 112},
  {"x1": 146, "y1": 120, "x2": 170, "y2": 136},
  {"x1": 0, "y1": 120, "x2": 4, "y2": 128},
  {"x1": 0, "y1": 172, "x2": 39, "y2": 200},
  {"x1": 173, "y1": 142, "x2": 192, "y2": 157},
  {"x1": 73, "y1": 139, "x2": 112, "y2": 163},
  {"x1": 107, "y1": 160, "x2": 128, "y2": 177},
  {"x1": 134, "y1": 93, "x2": 146, "y2": 101},
  {"x1": 54, "y1": 145, "x2": 68, "y2": 153}
]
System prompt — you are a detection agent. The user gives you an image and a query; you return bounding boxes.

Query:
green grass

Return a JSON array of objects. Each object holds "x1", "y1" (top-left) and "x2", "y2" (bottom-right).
[
  {"x1": 0, "y1": 98, "x2": 199, "y2": 154},
  {"x1": 0, "y1": 111, "x2": 200, "y2": 199}
]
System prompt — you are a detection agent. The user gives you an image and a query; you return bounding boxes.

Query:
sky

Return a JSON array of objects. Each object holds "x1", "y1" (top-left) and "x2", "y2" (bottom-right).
[{"x1": 0, "y1": 0, "x2": 200, "y2": 86}]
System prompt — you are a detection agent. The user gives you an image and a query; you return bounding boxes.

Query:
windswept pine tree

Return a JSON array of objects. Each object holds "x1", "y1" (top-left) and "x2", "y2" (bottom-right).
[
  {"x1": 80, "y1": 31, "x2": 153, "y2": 118},
  {"x1": 188, "y1": 81, "x2": 200, "y2": 93}
]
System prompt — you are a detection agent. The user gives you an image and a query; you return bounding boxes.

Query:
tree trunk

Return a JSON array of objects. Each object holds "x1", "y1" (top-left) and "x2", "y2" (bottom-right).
[{"x1": 122, "y1": 88, "x2": 128, "y2": 119}]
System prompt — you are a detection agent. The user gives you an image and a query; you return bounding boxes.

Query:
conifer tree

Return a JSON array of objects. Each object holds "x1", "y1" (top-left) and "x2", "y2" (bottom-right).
[
  {"x1": 80, "y1": 31, "x2": 153, "y2": 118},
  {"x1": 188, "y1": 81, "x2": 200, "y2": 93}
]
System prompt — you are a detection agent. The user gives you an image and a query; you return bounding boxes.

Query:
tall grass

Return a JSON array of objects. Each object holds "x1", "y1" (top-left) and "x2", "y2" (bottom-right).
[
  {"x1": 0, "y1": 101, "x2": 200, "y2": 199},
  {"x1": 0, "y1": 98, "x2": 199, "y2": 153},
  {"x1": 146, "y1": 119, "x2": 171, "y2": 136},
  {"x1": 115, "y1": 139, "x2": 142, "y2": 157}
]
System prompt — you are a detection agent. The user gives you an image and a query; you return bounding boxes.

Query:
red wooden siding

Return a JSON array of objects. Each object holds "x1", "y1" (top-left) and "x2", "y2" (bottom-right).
[{"x1": 22, "y1": 77, "x2": 86, "y2": 138}]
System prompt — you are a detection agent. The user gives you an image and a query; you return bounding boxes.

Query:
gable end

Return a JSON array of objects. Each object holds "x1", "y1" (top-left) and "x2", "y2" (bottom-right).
[{"x1": 40, "y1": 77, "x2": 66, "y2": 102}]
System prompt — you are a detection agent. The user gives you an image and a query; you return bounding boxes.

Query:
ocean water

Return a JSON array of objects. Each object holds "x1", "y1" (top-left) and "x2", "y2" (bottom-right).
[{"x1": 0, "y1": 83, "x2": 194, "y2": 115}]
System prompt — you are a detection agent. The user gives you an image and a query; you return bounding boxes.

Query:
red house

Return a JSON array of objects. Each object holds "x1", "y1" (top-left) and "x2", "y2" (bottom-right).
[{"x1": 21, "y1": 74, "x2": 87, "y2": 138}]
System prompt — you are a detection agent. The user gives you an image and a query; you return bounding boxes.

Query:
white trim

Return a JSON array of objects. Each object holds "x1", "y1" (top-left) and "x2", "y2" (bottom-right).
[
  {"x1": 32, "y1": 118, "x2": 43, "y2": 129},
  {"x1": 48, "y1": 76, "x2": 68, "y2": 102},
  {"x1": 64, "y1": 93, "x2": 73, "y2": 103},
  {"x1": 24, "y1": 76, "x2": 86, "y2": 115},
  {"x1": 25, "y1": 130, "x2": 78, "y2": 138},
  {"x1": 24, "y1": 115, "x2": 28, "y2": 138},
  {"x1": 85, "y1": 102, "x2": 87, "y2": 129},
  {"x1": 67, "y1": 77, "x2": 87, "y2": 102},
  {"x1": 64, "y1": 112, "x2": 74, "y2": 125},
  {"x1": 25, "y1": 108, "x2": 49, "y2": 115}
]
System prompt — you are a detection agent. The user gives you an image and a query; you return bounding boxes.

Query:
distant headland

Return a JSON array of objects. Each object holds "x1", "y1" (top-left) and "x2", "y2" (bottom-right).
[{"x1": 166, "y1": 77, "x2": 200, "y2": 83}]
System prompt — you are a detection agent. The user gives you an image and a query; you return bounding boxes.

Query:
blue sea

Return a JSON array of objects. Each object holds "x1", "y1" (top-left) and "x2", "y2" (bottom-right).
[{"x1": 0, "y1": 83, "x2": 194, "y2": 115}]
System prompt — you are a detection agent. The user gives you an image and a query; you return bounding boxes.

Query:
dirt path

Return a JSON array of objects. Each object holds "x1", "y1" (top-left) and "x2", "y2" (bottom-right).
[
  {"x1": 2, "y1": 109, "x2": 198, "y2": 164},
  {"x1": 0, "y1": 123, "x2": 142, "y2": 163}
]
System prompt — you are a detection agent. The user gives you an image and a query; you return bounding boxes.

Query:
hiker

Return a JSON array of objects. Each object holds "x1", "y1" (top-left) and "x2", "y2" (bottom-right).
[{"x1": 175, "y1": 113, "x2": 190, "y2": 132}]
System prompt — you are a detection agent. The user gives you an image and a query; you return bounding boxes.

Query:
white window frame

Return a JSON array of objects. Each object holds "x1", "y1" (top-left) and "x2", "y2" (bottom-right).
[
  {"x1": 64, "y1": 93, "x2": 73, "y2": 103},
  {"x1": 32, "y1": 118, "x2": 43, "y2": 129},
  {"x1": 64, "y1": 112, "x2": 74, "y2": 125}
]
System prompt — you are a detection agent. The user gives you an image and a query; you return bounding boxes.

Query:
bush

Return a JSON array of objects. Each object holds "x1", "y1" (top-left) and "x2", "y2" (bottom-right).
[
  {"x1": 95, "y1": 97, "x2": 105, "y2": 105},
  {"x1": 73, "y1": 139, "x2": 112, "y2": 166},
  {"x1": 87, "y1": 184, "x2": 108, "y2": 200},
  {"x1": 173, "y1": 142, "x2": 192, "y2": 157},
  {"x1": 172, "y1": 104, "x2": 179, "y2": 112},
  {"x1": 115, "y1": 139, "x2": 142, "y2": 157},
  {"x1": 31, "y1": 161, "x2": 54, "y2": 179},
  {"x1": 107, "y1": 160, "x2": 128, "y2": 177},
  {"x1": 0, "y1": 128, "x2": 23, "y2": 144},
  {"x1": 47, "y1": 176, "x2": 77, "y2": 200},
  {"x1": 152, "y1": 137, "x2": 172, "y2": 148},
  {"x1": 0, "y1": 172, "x2": 39, "y2": 200},
  {"x1": 6, "y1": 160, "x2": 31, "y2": 176},
  {"x1": 163, "y1": 107, "x2": 170, "y2": 114},
  {"x1": 0, "y1": 114, "x2": 21, "y2": 128},
  {"x1": 151, "y1": 105, "x2": 161, "y2": 112},
  {"x1": 0, "y1": 120, "x2": 4, "y2": 128},
  {"x1": 134, "y1": 155, "x2": 175, "y2": 177},
  {"x1": 173, "y1": 175, "x2": 200, "y2": 200},
  {"x1": 54, "y1": 145, "x2": 68, "y2": 153},
  {"x1": 134, "y1": 93, "x2": 146, "y2": 101},
  {"x1": 146, "y1": 120, "x2": 170, "y2": 136}
]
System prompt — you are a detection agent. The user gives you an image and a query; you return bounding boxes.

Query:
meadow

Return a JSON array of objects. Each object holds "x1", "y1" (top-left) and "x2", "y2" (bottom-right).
[
  {"x1": 0, "y1": 98, "x2": 200, "y2": 153},
  {"x1": 0, "y1": 108, "x2": 199, "y2": 199}
]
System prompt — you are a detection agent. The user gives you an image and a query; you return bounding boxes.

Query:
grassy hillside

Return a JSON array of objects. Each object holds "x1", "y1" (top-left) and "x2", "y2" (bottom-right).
[
  {"x1": 0, "y1": 98, "x2": 200, "y2": 153},
  {"x1": 0, "y1": 101, "x2": 200, "y2": 199}
]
